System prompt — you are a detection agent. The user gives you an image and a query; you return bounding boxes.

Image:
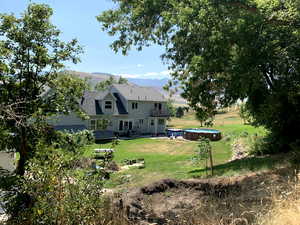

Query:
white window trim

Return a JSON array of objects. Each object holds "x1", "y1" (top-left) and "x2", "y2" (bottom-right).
[
  {"x1": 104, "y1": 100, "x2": 112, "y2": 109},
  {"x1": 119, "y1": 119, "x2": 134, "y2": 131}
]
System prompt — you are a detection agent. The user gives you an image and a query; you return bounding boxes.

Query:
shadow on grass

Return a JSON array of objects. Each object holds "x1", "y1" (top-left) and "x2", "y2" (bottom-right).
[{"x1": 189, "y1": 155, "x2": 283, "y2": 177}]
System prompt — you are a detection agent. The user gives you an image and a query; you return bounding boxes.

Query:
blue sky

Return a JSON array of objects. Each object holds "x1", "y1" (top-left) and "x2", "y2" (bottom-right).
[{"x1": 1, "y1": 0, "x2": 170, "y2": 79}]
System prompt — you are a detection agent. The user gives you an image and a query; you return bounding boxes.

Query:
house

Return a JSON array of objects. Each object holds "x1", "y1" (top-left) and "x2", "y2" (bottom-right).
[{"x1": 49, "y1": 83, "x2": 170, "y2": 137}]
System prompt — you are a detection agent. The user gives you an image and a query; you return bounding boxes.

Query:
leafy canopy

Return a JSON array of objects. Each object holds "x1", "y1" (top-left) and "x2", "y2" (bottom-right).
[
  {"x1": 95, "y1": 75, "x2": 128, "y2": 91},
  {"x1": 99, "y1": 0, "x2": 300, "y2": 151},
  {"x1": 0, "y1": 3, "x2": 87, "y2": 174}
]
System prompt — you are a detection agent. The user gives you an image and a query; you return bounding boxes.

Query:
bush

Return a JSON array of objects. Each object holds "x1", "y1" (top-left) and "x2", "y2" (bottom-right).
[
  {"x1": 54, "y1": 130, "x2": 94, "y2": 152},
  {"x1": 5, "y1": 143, "x2": 109, "y2": 225},
  {"x1": 239, "y1": 102, "x2": 253, "y2": 125},
  {"x1": 166, "y1": 100, "x2": 176, "y2": 117},
  {"x1": 175, "y1": 107, "x2": 184, "y2": 118},
  {"x1": 192, "y1": 138, "x2": 213, "y2": 176}
]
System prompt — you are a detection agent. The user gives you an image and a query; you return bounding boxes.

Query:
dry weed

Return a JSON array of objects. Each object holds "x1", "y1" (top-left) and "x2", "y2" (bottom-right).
[{"x1": 257, "y1": 178, "x2": 300, "y2": 225}]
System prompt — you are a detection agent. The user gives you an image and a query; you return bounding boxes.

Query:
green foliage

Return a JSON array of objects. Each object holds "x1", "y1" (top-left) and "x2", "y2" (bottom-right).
[
  {"x1": 96, "y1": 119, "x2": 109, "y2": 130},
  {"x1": 118, "y1": 76, "x2": 128, "y2": 84},
  {"x1": 239, "y1": 103, "x2": 253, "y2": 125},
  {"x1": 54, "y1": 130, "x2": 95, "y2": 153},
  {"x1": 193, "y1": 138, "x2": 213, "y2": 176},
  {"x1": 0, "y1": 3, "x2": 86, "y2": 174},
  {"x1": 175, "y1": 106, "x2": 184, "y2": 118},
  {"x1": 195, "y1": 110, "x2": 214, "y2": 127},
  {"x1": 5, "y1": 143, "x2": 109, "y2": 225},
  {"x1": 99, "y1": 0, "x2": 300, "y2": 153},
  {"x1": 95, "y1": 76, "x2": 128, "y2": 91},
  {"x1": 193, "y1": 138, "x2": 211, "y2": 163},
  {"x1": 166, "y1": 99, "x2": 176, "y2": 117}
]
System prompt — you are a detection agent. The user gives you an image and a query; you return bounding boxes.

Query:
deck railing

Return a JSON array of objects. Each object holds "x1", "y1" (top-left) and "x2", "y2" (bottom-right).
[{"x1": 150, "y1": 109, "x2": 170, "y2": 117}]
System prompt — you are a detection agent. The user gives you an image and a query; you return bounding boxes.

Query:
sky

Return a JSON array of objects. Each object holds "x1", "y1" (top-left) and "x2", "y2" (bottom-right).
[{"x1": 1, "y1": 0, "x2": 170, "y2": 79}]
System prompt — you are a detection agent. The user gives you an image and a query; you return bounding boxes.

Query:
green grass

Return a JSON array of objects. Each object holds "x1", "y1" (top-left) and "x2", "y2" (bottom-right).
[
  {"x1": 84, "y1": 138, "x2": 230, "y2": 189},
  {"x1": 83, "y1": 109, "x2": 280, "y2": 190}
]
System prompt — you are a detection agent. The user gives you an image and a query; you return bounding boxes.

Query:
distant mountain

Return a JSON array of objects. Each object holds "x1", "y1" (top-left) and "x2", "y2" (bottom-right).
[
  {"x1": 68, "y1": 71, "x2": 117, "y2": 88},
  {"x1": 126, "y1": 78, "x2": 169, "y2": 87}
]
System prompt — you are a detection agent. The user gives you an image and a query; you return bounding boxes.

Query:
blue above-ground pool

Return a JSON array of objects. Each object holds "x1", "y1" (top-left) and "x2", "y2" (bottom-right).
[
  {"x1": 166, "y1": 128, "x2": 184, "y2": 137},
  {"x1": 183, "y1": 128, "x2": 222, "y2": 141}
]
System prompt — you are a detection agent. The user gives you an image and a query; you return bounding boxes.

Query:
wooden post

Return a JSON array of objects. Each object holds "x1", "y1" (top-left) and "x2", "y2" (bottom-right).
[{"x1": 209, "y1": 147, "x2": 214, "y2": 176}]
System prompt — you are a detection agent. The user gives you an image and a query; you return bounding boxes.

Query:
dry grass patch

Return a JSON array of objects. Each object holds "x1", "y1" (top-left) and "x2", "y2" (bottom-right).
[
  {"x1": 134, "y1": 139, "x2": 197, "y2": 155},
  {"x1": 168, "y1": 108, "x2": 243, "y2": 129},
  {"x1": 258, "y1": 177, "x2": 300, "y2": 225}
]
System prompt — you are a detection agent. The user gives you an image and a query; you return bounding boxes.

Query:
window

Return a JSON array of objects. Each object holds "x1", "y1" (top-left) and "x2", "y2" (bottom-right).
[
  {"x1": 90, "y1": 120, "x2": 96, "y2": 130},
  {"x1": 132, "y1": 102, "x2": 138, "y2": 109},
  {"x1": 119, "y1": 120, "x2": 123, "y2": 131},
  {"x1": 139, "y1": 119, "x2": 144, "y2": 125},
  {"x1": 129, "y1": 121, "x2": 133, "y2": 130},
  {"x1": 154, "y1": 103, "x2": 162, "y2": 110},
  {"x1": 105, "y1": 101, "x2": 112, "y2": 109},
  {"x1": 91, "y1": 119, "x2": 109, "y2": 130},
  {"x1": 96, "y1": 120, "x2": 107, "y2": 130},
  {"x1": 119, "y1": 120, "x2": 133, "y2": 131},
  {"x1": 150, "y1": 119, "x2": 154, "y2": 126},
  {"x1": 158, "y1": 119, "x2": 165, "y2": 125}
]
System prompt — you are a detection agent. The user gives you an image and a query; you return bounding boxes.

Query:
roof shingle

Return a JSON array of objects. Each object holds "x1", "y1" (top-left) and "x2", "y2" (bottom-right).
[{"x1": 112, "y1": 84, "x2": 167, "y2": 102}]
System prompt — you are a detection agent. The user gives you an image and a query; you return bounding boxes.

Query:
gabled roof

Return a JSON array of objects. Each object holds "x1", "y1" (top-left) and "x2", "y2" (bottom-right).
[
  {"x1": 112, "y1": 84, "x2": 167, "y2": 102},
  {"x1": 80, "y1": 91, "x2": 110, "y2": 115},
  {"x1": 79, "y1": 83, "x2": 166, "y2": 116},
  {"x1": 113, "y1": 93, "x2": 128, "y2": 115},
  {"x1": 80, "y1": 90, "x2": 128, "y2": 115}
]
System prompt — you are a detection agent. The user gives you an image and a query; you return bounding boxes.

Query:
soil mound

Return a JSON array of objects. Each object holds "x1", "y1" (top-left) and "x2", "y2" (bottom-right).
[{"x1": 118, "y1": 168, "x2": 295, "y2": 225}]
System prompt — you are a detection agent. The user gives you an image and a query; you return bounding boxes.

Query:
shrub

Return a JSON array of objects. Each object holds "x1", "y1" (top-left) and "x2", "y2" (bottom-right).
[
  {"x1": 175, "y1": 107, "x2": 184, "y2": 118},
  {"x1": 5, "y1": 143, "x2": 109, "y2": 225},
  {"x1": 239, "y1": 102, "x2": 254, "y2": 125},
  {"x1": 54, "y1": 130, "x2": 94, "y2": 152},
  {"x1": 192, "y1": 138, "x2": 213, "y2": 176},
  {"x1": 166, "y1": 100, "x2": 176, "y2": 117}
]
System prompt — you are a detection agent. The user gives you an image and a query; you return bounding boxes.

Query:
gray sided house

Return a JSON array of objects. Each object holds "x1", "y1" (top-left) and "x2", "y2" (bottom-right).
[{"x1": 49, "y1": 84, "x2": 170, "y2": 138}]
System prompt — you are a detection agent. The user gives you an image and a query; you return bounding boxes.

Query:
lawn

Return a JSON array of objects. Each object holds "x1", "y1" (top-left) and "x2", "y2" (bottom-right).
[{"x1": 84, "y1": 109, "x2": 280, "y2": 190}]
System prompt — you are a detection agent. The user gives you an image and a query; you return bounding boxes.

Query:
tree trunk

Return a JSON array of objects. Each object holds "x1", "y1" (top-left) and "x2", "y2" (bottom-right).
[{"x1": 16, "y1": 128, "x2": 28, "y2": 176}]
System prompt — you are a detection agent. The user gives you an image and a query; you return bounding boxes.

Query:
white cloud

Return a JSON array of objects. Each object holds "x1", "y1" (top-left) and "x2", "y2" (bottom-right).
[
  {"x1": 137, "y1": 64, "x2": 144, "y2": 68},
  {"x1": 117, "y1": 70, "x2": 172, "y2": 79},
  {"x1": 160, "y1": 70, "x2": 171, "y2": 76},
  {"x1": 119, "y1": 73, "x2": 141, "y2": 79},
  {"x1": 144, "y1": 72, "x2": 158, "y2": 77}
]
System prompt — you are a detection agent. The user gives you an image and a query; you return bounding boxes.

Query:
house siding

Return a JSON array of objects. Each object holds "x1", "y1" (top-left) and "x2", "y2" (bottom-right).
[
  {"x1": 101, "y1": 94, "x2": 117, "y2": 115},
  {"x1": 48, "y1": 86, "x2": 168, "y2": 135},
  {"x1": 124, "y1": 101, "x2": 168, "y2": 134}
]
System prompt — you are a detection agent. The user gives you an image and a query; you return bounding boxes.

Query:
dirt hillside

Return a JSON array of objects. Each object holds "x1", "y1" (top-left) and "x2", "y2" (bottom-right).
[{"x1": 116, "y1": 168, "x2": 296, "y2": 225}]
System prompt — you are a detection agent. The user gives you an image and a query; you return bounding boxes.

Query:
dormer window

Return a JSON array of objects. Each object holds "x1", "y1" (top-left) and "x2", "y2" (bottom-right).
[{"x1": 105, "y1": 101, "x2": 112, "y2": 109}]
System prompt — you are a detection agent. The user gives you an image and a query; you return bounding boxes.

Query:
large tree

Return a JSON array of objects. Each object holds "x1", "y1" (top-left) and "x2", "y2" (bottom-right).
[
  {"x1": 0, "y1": 4, "x2": 87, "y2": 175},
  {"x1": 99, "y1": 0, "x2": 300, "y2": 152},
  {"x1": 95, "y1": 75, "x2": 128, "y2": 91}
]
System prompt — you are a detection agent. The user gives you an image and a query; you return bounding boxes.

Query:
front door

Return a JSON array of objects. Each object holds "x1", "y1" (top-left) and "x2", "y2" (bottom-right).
[
  {"x1": 119, "y1": 120, "x2": 123, "y2": 131},
  {"x1": 129, "y1": 121, "x2": 133, "y2": 130},
  {"x1": 149, "y1": 119, "x2": 156, "y2": 134}
]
